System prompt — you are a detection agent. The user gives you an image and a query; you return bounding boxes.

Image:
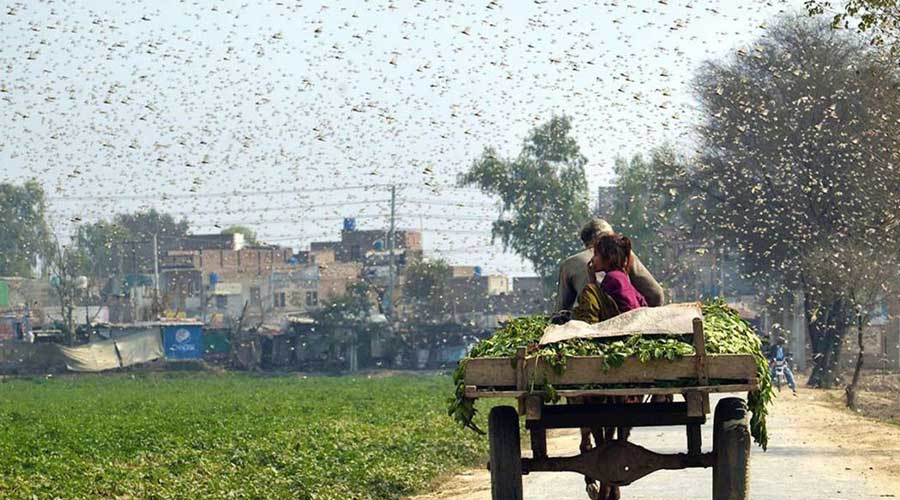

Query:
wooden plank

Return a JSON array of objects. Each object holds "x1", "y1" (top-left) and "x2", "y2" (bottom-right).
[
  {"x1": 530, "y1": 427, "x2": 548, "y2": 459},
  {"x1": 463, "y1": 357, "x2": 517, "y2": 386},
  {"x1": 525, "y1": 395, "x2": 543, "y2": 421},
  {"x1": 692, "y1": 318, "x2": 709, "y2": 386},
  {"x1": 464, "y1": 354, "x2": 757, "y2": 387},
  {"x1": 684, "y1": 391, "x2": 704, "y2": 417},
  {"x1": 464, "y1": 382, "x2": 758, "y2": 400},
  {"x1": 515, "y1": 347, "x2": 527, "y2": 391},
  {"x1": 687, "y1": 423, "x2": 702, "y2": 455},
  {"x1": 526, "y1": 402, "x2": 705, "y2": 429}
]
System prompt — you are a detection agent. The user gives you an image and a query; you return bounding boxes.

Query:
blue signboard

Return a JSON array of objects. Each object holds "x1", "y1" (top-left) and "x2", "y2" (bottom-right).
[{"x1": 162, "y1": 324, "x2": 203, "y2": 360}]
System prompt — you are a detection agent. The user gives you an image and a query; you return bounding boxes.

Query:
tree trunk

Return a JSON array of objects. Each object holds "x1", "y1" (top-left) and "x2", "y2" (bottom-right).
[
  {"x1": 65, "y1": 301, "x2": 75, "y2": 346},
  {"x1": 845, "y1": 313, "x2": 865, "y2": 410},
  {"x1": 228, "y1": 300, "x2": 250, "y2": 369},
  {"x1": 58, "y1": 285, "x2": 76, "y2": 346},
  {"x1": 806, "y1": 297, "x2": 850, "y2": 389}
]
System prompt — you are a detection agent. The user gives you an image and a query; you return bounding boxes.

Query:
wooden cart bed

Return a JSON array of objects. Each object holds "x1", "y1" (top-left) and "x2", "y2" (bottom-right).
[{"x1": 463, "y1": 318, "x2": 759, "y2": 403}]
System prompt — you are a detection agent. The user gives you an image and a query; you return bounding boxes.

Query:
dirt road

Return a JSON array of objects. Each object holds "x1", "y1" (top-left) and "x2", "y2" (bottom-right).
[{"x1": 420, "y1": 391, "x2": 900, "y2": 500}]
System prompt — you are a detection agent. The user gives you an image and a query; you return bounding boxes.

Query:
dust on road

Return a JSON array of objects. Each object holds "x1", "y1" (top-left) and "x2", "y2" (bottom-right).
[{"x1": 417, "y1": 391, "x2": 900, "y2": 500}]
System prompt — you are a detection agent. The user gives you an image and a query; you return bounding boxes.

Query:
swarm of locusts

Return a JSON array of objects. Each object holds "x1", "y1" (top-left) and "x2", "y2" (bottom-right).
[{"x1": 449, "y1": 299, "x2": 774, "y2": 449}]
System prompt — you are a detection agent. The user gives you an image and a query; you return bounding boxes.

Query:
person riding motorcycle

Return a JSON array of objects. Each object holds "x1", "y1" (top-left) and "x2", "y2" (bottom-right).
[{"x1": 769, "y1": 329, "x2": 798, "y2": 395}]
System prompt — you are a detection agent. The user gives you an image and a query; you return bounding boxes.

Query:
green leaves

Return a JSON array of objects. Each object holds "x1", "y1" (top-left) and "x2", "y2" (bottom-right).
[
  {"x1": 0, "y1": 181, "x2": 51, "y2": 278},
  {"x1": 0, "y1": 374, "x2": 486, "y2": 500},
  {"x1": 220, "y1": 225, "x2": 259, "y2": 245},
  {"x1": 73, "y1": 209, "x2": 191, "y2": 278},
  {"x1": 460, "y1": 116, "x2": 591, "y2": 285},
  {"x1": 401, "y1": 258, "x2": 452, "y2": 319},
  {"x1": 805, "y1": 1, "x2": 900, "y2": 54},
  {"x1": 609, "y1": 147, "x2": 696, "y2": 286}
]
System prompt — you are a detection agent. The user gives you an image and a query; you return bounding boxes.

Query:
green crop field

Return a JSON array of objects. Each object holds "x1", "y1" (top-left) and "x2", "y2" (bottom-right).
[{"x1": 0, "y1": 373, "x2": 493, "y2": 500}]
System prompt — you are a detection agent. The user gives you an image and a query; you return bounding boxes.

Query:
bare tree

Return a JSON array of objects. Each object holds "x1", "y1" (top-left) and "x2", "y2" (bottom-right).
[{"x1": 47, "y1": 238, "x2": 81, "y2": 346}]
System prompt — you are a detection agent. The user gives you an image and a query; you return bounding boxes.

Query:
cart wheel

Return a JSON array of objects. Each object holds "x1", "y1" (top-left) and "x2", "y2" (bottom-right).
[
  {"x1": 712, "y1": 397, "x2": 751, "y2": 500},
  {"x1": 489, "y1": 406, "x2": 523, "y2": 500}
]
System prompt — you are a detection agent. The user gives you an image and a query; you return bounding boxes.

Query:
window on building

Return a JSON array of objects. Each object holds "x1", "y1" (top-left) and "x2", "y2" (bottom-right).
[
  {"x1": 250, "y1": 286, "x2": 261, "y2": 305},
  {"x1": 306, "y1": 290, "x2": 318, "y2": 306},
  {"x1": 215, "y1": 295, "x2": 227, "y2": 309},
  {"x1": 350, "y1": 245, "x2": 361, "y2": 260},
  {"x1": 275, "y1": 292, "x2": 286, "y2": 308}
]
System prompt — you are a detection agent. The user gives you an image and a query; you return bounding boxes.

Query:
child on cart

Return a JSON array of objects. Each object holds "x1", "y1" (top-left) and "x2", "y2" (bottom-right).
[{"x1": 571, "y1": 232, "x2": 648, "y2": 323}]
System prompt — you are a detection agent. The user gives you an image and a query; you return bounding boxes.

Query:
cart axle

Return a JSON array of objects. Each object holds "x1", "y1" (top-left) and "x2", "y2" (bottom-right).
[{"x1": 521, "y1": 439, "x2": 714, "y2": 486}]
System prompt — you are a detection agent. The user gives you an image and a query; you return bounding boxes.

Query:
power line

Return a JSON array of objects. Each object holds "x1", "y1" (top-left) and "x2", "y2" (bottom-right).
[
  {"x1": 49, "y1": 209, "x2": 496, "y2": 228},
  {"x1": 47, "y1": 200, "x2": 391, "y2": 218},
  {"x1": 47, "y1": 183, "x2": 409, "y2": 201},
  {"x1": 394, "y1": 214, "x2": 497, "y2": 222},
  {"x1": 193, "y1": 214, "x2": 390, "y2": 226},
  {"x1": 48, "y1": 198, "x2": 495, "y2": 215},
  {"x1": 46, "y1": 183, "x2": 491, "y2": 202},
  {"x1": 400, "y1": 198, "x2": 498, "y2": 208}
]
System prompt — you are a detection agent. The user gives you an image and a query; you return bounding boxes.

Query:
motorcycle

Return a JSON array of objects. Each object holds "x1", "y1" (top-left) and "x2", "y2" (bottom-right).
[{"x1": 773, "y1": 359, "x2": 787, "y2": 392}]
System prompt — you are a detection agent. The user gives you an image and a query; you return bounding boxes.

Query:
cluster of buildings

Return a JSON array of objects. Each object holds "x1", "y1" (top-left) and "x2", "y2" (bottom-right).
[
  {"x1": 2, "y1": 207, "x2": 899, "y2": 374},
  {"x1": 0, "y1": 219, "x2": 548, "y2": 371},
  {"x1": 151, "y1": 222, "x2": 546, "y2": 330}
]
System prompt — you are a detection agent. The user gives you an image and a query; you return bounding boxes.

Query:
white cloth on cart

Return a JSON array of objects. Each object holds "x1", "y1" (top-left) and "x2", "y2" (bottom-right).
[{"x1": 540, "y1": 302, "x2": 702, "y2": 345}]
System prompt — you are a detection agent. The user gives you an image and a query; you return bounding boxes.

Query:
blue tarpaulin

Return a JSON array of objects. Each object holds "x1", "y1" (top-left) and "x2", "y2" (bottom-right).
[{"x1": 162, "y1": 324, "x2": 203, "y2": 360}]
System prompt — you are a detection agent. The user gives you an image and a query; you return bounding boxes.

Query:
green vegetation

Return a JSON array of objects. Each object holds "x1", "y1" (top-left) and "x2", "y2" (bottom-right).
[
  {"x1": 220, "y1": 225, "x2": 259, "y2": 245},
  {"x1": 72, "y1": 208, "x2": 190, "y2": 279},
  {"x1": 449, "y1": 300, "x2": 774, "y2": 449},
  {"x1": 608, "y1": 147, "x2": 700, "y2": 290},
  {"x1": 692, "y1": 17, "x2": 900, "y2": 389},
  {"x1": 402, "y1": 258, "x2": 452, "y2": 319},
  {"x1": 0, "y1": 180, "x2": 51, "y2": 278},
  {"x1": 0, "y1": 373, "x2": 490, "y2": 500},
  {"x1": 460, "y1": 115, "x2": 592, "y2": 290}
]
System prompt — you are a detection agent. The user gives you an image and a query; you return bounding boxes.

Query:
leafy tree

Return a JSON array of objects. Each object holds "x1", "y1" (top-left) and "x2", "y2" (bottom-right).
[
  {"x1": 0, "y1": 181, "x2": 51, "y2": 278},
  {"x1": 73, "y1": 209, "x2": 189, "y2": 278},
  {"x1": 46, "y1": 239, "x2": 84, "y2": 345},
  {"x1": 221, "y1": 225, "x2": 259, "y2": 245},
  {"x1": 692, "y1": 16, "x2": 900, "y2": 388},
  {"x1": 401, "y1": 258, "x2": 451, "y2": 320},
  {"x1": 114, "y1": 209, "x2": 189, "y2": 241},
  {"x1": 311, "y1": 282, "x2": 384, "y2": 370},
  {"x1": 313, "y1": 282, "x2": 375, "y2": 331},
  {"x1": 609, "y1": 146, "x2": 696, "y2": 290},
  {"x1": 460, "y1": 116, "x2": 591, "y2": 291},
  {"x1": 72, "y1": 221, "x2": 130, "y2": 279},
  {"x1": 806, "y1": 1, "x2": 900, "y2": 54}
]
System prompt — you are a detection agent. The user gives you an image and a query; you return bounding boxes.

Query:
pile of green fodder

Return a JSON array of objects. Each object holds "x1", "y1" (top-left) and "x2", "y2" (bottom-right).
[{"x1": 448, "y1": 299, "x2": 774, "y2": 449}]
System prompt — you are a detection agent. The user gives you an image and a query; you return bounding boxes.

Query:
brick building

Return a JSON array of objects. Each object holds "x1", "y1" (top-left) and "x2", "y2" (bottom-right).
[{"x1": 311, "y1": 228, "x2": 423, "y2": 263}]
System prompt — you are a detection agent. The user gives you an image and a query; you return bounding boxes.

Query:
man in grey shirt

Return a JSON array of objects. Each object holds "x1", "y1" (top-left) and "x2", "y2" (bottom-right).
[{"x1": 556, "y1": 218, "x2": 664, "y2": 312}]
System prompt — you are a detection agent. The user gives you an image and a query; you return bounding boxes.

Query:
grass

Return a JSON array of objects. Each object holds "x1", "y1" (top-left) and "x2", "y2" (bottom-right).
[{"x1": 0, "y1": 372, "x2": 495, "y2": 500}]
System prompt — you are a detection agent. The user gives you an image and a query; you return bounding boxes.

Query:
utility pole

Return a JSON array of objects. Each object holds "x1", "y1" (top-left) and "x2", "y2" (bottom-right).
[
  {"x1": 386, "y1": 185, "x2": 396, "y2": 318},
  {"x1": 153, "y1": 233, "x2": 161, "y2": 316}
]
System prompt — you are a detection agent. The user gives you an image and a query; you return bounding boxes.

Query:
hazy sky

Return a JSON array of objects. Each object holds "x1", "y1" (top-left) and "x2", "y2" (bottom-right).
[{"x1": 1, "y1": 0, "x2": 805, "y2": 276}]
